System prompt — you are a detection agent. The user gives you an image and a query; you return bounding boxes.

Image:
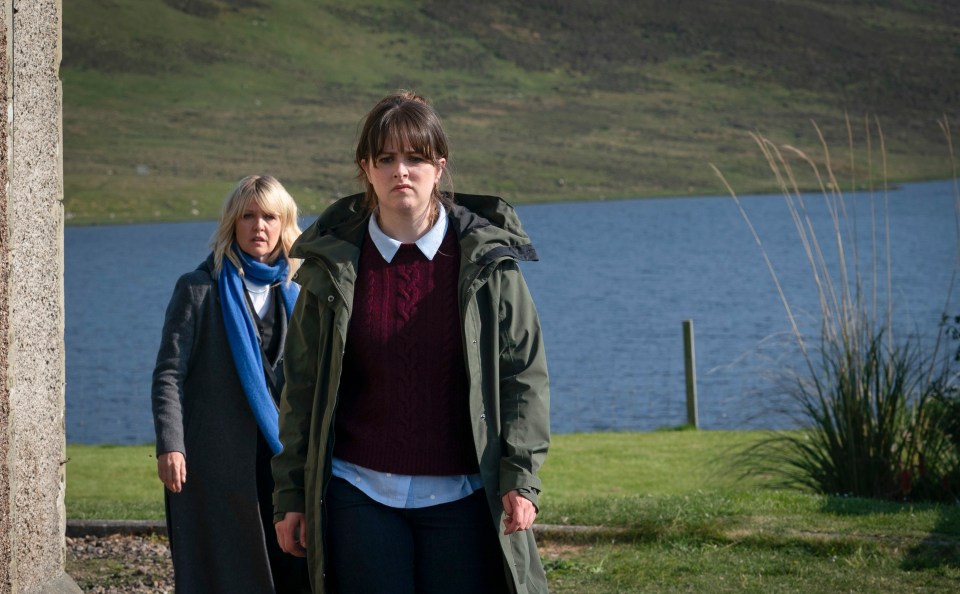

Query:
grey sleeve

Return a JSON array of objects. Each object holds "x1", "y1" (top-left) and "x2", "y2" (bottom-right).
[{"x1": 151, "y1": 275, "x2": 204, "y2": 457}]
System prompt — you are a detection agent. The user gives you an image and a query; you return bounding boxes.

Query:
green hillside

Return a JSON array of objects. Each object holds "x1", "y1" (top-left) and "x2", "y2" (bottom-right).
[{"x1": 63, "y1": 0, "x2": 960, "y2": 224}]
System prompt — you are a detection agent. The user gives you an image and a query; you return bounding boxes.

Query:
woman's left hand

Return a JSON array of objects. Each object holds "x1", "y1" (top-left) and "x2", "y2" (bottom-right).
[
  {"x1": 501, "y1": 490, "x2": 537, "y2": 535},
  {"x1": 157, "y1": 451, "x2": 187, "y2": 493}
]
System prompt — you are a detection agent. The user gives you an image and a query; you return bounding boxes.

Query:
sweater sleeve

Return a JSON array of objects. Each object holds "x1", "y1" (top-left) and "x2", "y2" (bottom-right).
[
  {"x1": 496, "y1": 261, "x2": 550, "y2": 509},
  {"x1": 151, "y1": 273, "x2": 204, "y2": 457}
]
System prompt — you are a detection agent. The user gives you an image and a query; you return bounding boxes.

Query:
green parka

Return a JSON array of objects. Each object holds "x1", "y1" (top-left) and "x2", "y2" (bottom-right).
[{"x1": 272, "y1": 193, "x2": 551, "y2": 594}]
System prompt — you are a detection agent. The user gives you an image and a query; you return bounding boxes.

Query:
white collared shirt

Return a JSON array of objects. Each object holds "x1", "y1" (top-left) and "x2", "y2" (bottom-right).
[{"x1": 367, "y1": 203, "x2": 448, "y2": 262}]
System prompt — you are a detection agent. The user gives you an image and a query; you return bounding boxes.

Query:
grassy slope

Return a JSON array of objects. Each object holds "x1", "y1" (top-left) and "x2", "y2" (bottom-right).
[{"x1": 63, "y1": 0, "x2": 960, "y2": 224}]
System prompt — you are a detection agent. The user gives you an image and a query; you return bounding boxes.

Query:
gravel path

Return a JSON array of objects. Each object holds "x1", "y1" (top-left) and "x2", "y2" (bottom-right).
[
  {"x1": 64, "y1": 525, "x2": 583, "y2": 591},
  {"x1": 66, "y1": 534, "x2": 174, "y2": 593}
]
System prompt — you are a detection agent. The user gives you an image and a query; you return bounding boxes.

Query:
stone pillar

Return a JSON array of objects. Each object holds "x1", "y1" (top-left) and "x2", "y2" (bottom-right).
[{"x1": 1, "y1": 1, "x2": 79, "y2": 592}]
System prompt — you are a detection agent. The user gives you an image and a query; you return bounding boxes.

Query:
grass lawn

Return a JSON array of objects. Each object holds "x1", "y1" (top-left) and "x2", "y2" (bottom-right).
[{"x1": 66, "y1": 430, "x2": 960, "y2": 592}]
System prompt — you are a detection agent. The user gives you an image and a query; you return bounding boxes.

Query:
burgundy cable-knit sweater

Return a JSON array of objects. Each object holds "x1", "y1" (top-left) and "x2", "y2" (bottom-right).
[{"x1": 333, "y1": 229, "x2": 479, "y2": 475}]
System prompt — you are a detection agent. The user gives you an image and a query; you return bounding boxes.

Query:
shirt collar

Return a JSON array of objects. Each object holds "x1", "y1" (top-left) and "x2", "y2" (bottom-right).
[{"x1": 368, "y1": 204, "x2": 448, "y2": 263}]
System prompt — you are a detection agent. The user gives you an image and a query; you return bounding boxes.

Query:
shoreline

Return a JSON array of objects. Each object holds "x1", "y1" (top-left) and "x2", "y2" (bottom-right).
[{"x1": 62, "y1": 176, "x2": 955, "y2": 228}]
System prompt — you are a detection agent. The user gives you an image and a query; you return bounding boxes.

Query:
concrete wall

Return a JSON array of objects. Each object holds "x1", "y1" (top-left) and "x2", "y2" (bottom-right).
[
  {"x1": 1, "y1": 0, "x2": 79, "y2": 592},
  {"x1": 0, "y1": 1, "x2": 10, "y2": 589}
]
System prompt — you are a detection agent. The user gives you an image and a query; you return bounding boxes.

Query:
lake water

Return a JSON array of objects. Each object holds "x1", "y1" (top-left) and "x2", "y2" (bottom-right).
[{"x1": 65, "y1": 180, "x2": 958, "y2": 444}]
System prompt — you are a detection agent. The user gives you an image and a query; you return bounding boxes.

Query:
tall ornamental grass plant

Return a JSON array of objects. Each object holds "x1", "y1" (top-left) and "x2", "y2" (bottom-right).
[{"x1": 713, "y1": 116, "x2": 960, "y2": 502}]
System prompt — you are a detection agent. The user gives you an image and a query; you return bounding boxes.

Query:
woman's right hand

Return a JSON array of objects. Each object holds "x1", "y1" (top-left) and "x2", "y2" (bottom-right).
[
  {"x1": 157, "y1": 451, "x2": 187, "y2": 493},
  {"x1": 276, "y1": 512, "x2": 308, "y2": 557}
]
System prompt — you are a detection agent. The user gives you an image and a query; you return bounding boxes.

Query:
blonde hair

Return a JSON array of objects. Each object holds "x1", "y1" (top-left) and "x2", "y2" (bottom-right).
[{"x1": 211, "y1": 175, "x2": 302, "y2": 281}]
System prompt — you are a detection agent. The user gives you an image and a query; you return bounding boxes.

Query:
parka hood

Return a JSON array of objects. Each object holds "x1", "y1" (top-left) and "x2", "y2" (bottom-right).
[
  {"x1": 448, "y1": 193, "x2": 538, "y2": 267},
  {"x1": 289, "y1": 193, "x2": 368, "y2": 261},
  {"x1": 291, "y1": 192, "x2": 538, "y2": 270}
]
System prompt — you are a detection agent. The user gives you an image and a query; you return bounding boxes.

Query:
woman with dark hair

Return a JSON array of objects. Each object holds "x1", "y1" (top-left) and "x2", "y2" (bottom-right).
[
  {"x1": 273, "y1": 92, "x2": 551, "y2": 594},
  {"x1": 152, "y1": 175, "x2": 310, "y2": 593}
]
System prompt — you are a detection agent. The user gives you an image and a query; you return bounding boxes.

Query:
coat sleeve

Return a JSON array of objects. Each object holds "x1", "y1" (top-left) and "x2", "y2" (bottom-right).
[
  {"x1": 496, "y1": 261, "x2": 550, "y2": 509},
  {"x1": 272, "y1": 288, "x2": 321, "y2": 520},
  {"x1": 151, "y1": 274, "x2": 204, "y2": 457}
]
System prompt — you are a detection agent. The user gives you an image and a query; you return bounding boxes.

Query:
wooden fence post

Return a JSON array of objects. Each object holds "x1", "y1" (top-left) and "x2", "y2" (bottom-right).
[{"x1": 683, "y1": 320, "x2": 699, "y2": 429}]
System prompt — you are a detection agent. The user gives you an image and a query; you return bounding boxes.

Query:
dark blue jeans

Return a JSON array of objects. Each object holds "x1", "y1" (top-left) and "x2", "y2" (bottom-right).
[{"x1": 325, "y1": 477, "x2": 509, "y2": 594}]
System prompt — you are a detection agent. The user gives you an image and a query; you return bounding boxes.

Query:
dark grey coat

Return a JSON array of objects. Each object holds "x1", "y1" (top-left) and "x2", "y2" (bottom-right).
[{"x1": 152, "y1": 255, "x2": 285, "y2": 594}]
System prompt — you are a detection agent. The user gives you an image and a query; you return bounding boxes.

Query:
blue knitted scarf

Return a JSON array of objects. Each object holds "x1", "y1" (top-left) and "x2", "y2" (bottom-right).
[{"x1": 219, "y1": 245, "x2": 299, "y2": 454}]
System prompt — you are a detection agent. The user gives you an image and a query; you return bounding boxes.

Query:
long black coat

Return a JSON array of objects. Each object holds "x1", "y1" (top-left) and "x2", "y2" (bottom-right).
[{"x1": 152, "y1": 255, "x2": 285, "y2": 593}]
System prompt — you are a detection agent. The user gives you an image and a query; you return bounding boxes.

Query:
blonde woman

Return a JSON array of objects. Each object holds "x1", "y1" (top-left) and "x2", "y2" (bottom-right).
[{"x1": 152, "y1": 175, "x2": 309, "y2": 593}]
